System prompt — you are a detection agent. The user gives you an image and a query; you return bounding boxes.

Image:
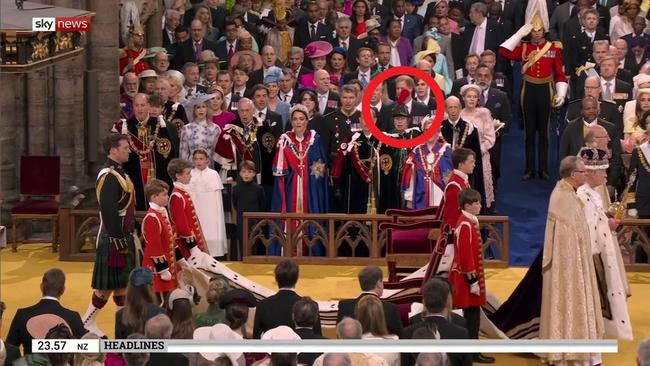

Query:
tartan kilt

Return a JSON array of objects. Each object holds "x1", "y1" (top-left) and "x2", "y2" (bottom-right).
[{"x1": 91, "y1": 233, "x2": 136, "y2": 290}]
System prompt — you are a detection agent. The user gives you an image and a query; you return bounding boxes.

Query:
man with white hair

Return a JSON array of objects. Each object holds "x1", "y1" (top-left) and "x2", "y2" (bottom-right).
[
  {"x1": 565, "y1": 75, "x2": 624, "y2": 139},
  {"x1": 288, "y1": 47, "x2": 311, "y2": 80},
  {"x1": 315, "y1": 69, "x2": 339, "y2": 115},
  {"x1": 162, "y1": 9, "x2": 181, "y2": 47},
  {"x1": 120, "y1": 72, "x2": 139, "y2": 120},
  {"x1": 333, "y1": 16, "x2": 362, "y2": 70}
]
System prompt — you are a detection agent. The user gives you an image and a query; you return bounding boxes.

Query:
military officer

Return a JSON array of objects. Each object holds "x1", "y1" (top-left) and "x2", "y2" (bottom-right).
[
  {"x1": 119, "y1": 23, "x2": 150, "y2": 76},
  {"x1": 499, "y1": 2, "x2": 568, "y2": 181}
]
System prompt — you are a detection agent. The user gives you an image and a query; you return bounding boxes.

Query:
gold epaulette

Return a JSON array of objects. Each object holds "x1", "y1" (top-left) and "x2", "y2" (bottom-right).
[
  {"x1": 119, "y1": 48, "x2": 127, "y2": 58},
  {"x1": 553, "y1": 41, "x2": 563, "y2": 49}
]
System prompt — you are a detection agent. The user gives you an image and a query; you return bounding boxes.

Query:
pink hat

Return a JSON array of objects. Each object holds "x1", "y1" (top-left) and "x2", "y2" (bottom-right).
[{"x1": 305, "y1": 41, "x2": 333, "y2": 59}]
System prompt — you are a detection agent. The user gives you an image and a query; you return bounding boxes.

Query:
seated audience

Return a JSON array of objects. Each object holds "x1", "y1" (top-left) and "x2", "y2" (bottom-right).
[
  {"x1": 145, "y1": 314, "x2": 189, "y2": 366},
  {"x1": 356, "y1": 295, "x2": 399, "y2": 366},
  {"x1": 73, "y1": 332, "x2": 105, "y2": 366},
  {"x1": 7, "y1": 268, "x2": 86, "y2": 354},
  {"x1": 313, "y1": 318, "x2": 388, "y2": 366},
  {"x1": 168, "y1": 287, "x2": 197, "y2": 339},
  {"x1": 292, "y1": 297, "x2": 326, "y2": 365},
  {"x1": 253, "y1": 260, "x2": 322, "y2": 338},
  {"x1": 115, "y1": 268, "x2": 164, "y2": 339},
  {"x1": 194, "y1": 275, "x2": 230, "y2": 327},
  {"x1": 337, "y1": 266, "x2": 402, "y2": 337},
  {"x1": 13, "y1": 323, "x2": 74, "y2": 366}
]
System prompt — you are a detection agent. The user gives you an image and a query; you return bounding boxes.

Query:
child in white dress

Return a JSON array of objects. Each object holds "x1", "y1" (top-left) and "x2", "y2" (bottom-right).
[{"x1": 189, "y1": 149, "x2": 228, "y2": 259}]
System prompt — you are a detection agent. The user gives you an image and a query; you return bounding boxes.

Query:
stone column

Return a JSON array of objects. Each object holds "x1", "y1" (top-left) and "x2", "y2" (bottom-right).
[
  {"x1": 0, "y1": 74, "x2": 26, "y2": 201},
  {"x1": 146, "y1": 0, "x2": 163, "y2": 48},
  {"x1": 86, "y1": 0, "x2": 120, "y2": 173},
  {"x1": 53, "y1": 55, "x2": 86, "y2": 190},
  {"x1": 26, "y1": 69, "x2": 51, "y2": 155}
]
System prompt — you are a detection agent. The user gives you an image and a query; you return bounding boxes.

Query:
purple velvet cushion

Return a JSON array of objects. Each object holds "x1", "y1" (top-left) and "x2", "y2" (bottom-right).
[
  {"x1": 12, "y1": 200, "x2": 60, "y2": 215},
  {"x1": 20, "y1": 156, "x2": 60, "y2": 195},
  {"x1": 389, "y1": 228, "x2": 433, "y2": 253}
]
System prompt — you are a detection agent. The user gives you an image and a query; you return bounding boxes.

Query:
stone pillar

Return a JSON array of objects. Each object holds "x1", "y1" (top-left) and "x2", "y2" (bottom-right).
[
  {"x1": 53, "y1": 56, "x2": 86, "y2": 190},
  {"x1": 86, "y1": 0, "x2": 120, "y2": 173},
  {"x1": 26, "y1": 69, "x2": 51, "y2": 155},
  {"x1": 146, "y1": 0, "x2": 163, "y2": 48},
  {"x1": 0, "y1": 74, "x2": 26, "y2": 201}
]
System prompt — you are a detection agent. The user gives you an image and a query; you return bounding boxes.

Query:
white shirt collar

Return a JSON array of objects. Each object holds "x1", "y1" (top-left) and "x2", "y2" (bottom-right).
[
  {"x1": 41, "y1": 296, "x2": 59, "y2": 302},
  {"x1": 405, "y1": 99, "x2": 413, "y2": 112},
  {"x1": 417, "y1": 95, "x2": 429, "y2": 105},
  {"x1": 149, "y1": 202, "x2": 167, "y2": 212},
  {"x1": 453, "y1": 169, "x2": 469, "y2": 182},
  {"x1": 448, "y1": 118, "x2": 460, "y2": 126},
  {"x1": 234, "y1": 87, "x2": 246, "y2": 94},
  {"x1": 256, "y1": 107, "x2": 268, "y2": 116},
  {"x1": 372, "y1": 101, "x2": 383, "y2": 110},
  {"x1": 462, "y1": 209, "x2": 479, "y2": 224},
  {"x1": 173, "y1": 181, "x2": 190, "y2": 190}
]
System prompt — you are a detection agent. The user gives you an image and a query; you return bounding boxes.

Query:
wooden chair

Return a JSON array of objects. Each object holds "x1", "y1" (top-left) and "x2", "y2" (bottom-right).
[
  {"x1": 380, "y1": 219, "x2": 441, "y2": 282},
  {"x1": 11, "y1": 156, "x2": 61, "y2": 252}
]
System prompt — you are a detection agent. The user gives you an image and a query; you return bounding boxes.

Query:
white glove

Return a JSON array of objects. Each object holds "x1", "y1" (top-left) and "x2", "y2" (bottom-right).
[
  {"x1": 500, "y1": 24, "x2": 533, "y2": 51},
  {"x1": 554, "y1": 82, "x2": 568, "y2": 107},
  {"x1": 159, "y1": 269, "x2": 172, "y2": 281},
  {"x1": 470, "y1": 282, "x2": 480, "y2": 296},
  {"x1": 158, "y1": 115, "x2": 167, "y2": 128}
]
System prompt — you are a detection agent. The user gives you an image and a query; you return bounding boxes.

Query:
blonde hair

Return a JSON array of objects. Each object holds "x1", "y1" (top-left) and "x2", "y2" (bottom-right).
[
  {"x1": 355, "y1": 295, "x2": 390, "y2": 337},
  {"x1": 73, "y1": 333, "x2": 105, "y2": 366}
]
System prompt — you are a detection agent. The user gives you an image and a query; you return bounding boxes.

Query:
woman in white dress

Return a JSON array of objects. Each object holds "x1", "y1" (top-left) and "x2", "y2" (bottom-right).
[
  {"x1": 460, "y1": 84, "x2": 496, "y2": 210},
  {"x1": 190, "y1": 149, "x2": 228, "y2": 259},
  {"x1": 180, "y1": 93, "x2": 221, "y2": 162}
]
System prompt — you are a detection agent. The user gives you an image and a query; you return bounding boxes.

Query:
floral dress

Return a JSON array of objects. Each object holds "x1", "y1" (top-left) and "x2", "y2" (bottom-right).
[
  {"x1": 179, "y1": 119, "x2": 221, "y2": 161},
  {"x1": 460, "y1": 108, "x2": 496, "y2": 208}
]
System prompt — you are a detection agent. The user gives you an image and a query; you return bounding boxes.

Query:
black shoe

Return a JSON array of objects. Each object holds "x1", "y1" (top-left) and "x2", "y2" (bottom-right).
[
  {"x1": 539, "y1": 171, "x2": 550, "y2": 180},
  {"x1": 522, "y1": 171, "x2": 535, "y2": 180},
  {"x1": 473, "y1": 354, "x2": 496, "y2": 363}
]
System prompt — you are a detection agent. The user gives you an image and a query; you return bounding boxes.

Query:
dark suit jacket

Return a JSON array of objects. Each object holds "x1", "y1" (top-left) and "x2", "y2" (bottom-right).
[
  {"x1": 376, "y1": 101, "x2": 396, "y2": 133},
  {"x1": 147, "y1": 353, "x2": 189, "y2": 366},
  {"x1": 408, "y1": 311, "x2": 467, "y2": 328},
  {"x1": 6, "y1": 299, "x2": 86, "y2": 354},
  {"x1": 450, "y1": 77, "x2": 471, "y2": 99},
  {"x1": 1, "y1": 340, "x2": 20, "y2": 365},
  {"x1": 502, "y1": 0, "x2": 524, "y2": 30},
  {"x1": 214, "y1": 39, "x2": 241, "y2": 70},
  {"x1": 562, "y1": 24, "x2": 609, "y2": 76},
  {"x1": 549, "y1": 2, "x2": 572, "y2": 41},
  {"x1": 162, "y1": 28, "x2": 175, "y2": 48},
  {"x1": 171, "y1": 38, "x2": 219, "y2": 70},
  {"x1": 253, "y1": 289, "x2": 322, "y2": 339},
  {"x1": 295, "y1": 327, "x2": 326, "y2": 365},
  {"x1": 484, "y1": 87, "x2": 512, "y2": 132},
  {"x1": 462, "y1": 19, "x2": 505, "y2": 56},
  {"x1": 565, "y1": 99, "x2": 624, "y2": 139},
  {"x1": 332, "y1": 37, "x2": 363, "y2": 71},
  {"x1": 559, "y1": 117, "x2": 623, "y2": 187},
  {"x1": 342, "y1": 68, "x2": 376, "y2": 86},
  {"x1": 370, "y1": 4, "x2": 391, "y2": 20},
  {"x1": 294, "y1": 20, "x2": 334, "y2": 49},
  {"x1": 336, "y1": 293, "x2": 403, "y2": 337},
  {"x1": 319, "y1": 91, "x2": 340, "y2": 115},
  {"x1": 401, "y1": 315, "x2": 472, "y2": 366},
  {"x1": 608, "y1": 78, "x2": 634, "y2": 112}
]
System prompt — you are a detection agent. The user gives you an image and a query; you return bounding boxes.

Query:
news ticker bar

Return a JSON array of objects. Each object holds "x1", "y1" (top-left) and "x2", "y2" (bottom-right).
[{"x1": 33, "y1": 339, "x2": 618, "y2": 354}]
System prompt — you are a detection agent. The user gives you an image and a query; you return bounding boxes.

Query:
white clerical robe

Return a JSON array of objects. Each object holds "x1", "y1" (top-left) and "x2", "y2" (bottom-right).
[
  {"x1": 189, "y1": 167, "x2": 227, "y2": 257},
  {"x1": 577, "y1": 184, "x2": 633, "y2": 341}
]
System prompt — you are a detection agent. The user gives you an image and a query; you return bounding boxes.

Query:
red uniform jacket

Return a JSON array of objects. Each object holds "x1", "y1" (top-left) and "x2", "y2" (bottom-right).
[
  {"x1": 119, "y1": 47, "x2": 150, "y2": 76},
  {"x1": 169, "y1": 185, "x2": 206, "y2": 258},
  {"x1": 437, "y1": 170, "x2": 470, "y2": 232},
  {"x1": 142, "y1": 207, "x2": 178, "y2": 293},
  {"x1": 499, "y1": 41, "x2": 568, "y2": 83},
  {"x1": 449, "y1": 211, "x2": 486, "y2": 308},
  {"x1": 214, "y1": 124, "x2": 254, "y2": 172}
]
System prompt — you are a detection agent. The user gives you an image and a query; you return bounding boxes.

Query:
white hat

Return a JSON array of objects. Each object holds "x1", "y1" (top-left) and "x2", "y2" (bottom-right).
[
  {"x1": 140, "y1": 69, "x2": 158, "y2": 79},
  {"x1": 193, "y1": 323, "x2": 244, "y2": 363},
  {"x1": 261, "y1": 325, "x2": 301, "y2": 340},
  {"x1": 168, "y1": 287, "x2": 193, "y2": 310},
  {"x1": 184, "y1": 92, "x2": 217, "y2": 108},
  {"x1": 165, "y1": 69, "x2": 185, "y2": 85},
  {"x1": 633, "y1": 73, "x2": 650, "y2": 88}
]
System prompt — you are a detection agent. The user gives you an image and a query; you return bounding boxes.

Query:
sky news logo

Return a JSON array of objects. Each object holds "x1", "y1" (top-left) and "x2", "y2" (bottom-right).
[{"x1": 32, "y1": 17, "x2": 91, "y2": 32}]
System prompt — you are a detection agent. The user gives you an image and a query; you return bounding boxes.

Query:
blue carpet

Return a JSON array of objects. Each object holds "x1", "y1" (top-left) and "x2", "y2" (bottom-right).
[
  {"x1": 496, "y1": 127, "x2": 559, "y2": 267},
  {"x1": 496, "y1": 64, "x2": 563, "y2": 266}
]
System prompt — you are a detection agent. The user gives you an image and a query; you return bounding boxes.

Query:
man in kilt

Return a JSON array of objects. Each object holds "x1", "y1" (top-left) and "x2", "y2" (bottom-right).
[{"x1": 81, "y1": 134, "x2": 138, "y2": 337}]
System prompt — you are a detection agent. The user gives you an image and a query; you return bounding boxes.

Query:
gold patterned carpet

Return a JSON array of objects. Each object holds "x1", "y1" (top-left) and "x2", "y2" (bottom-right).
[{"x1": 2, "y1": 244, "x2": 649, "y2": 365}]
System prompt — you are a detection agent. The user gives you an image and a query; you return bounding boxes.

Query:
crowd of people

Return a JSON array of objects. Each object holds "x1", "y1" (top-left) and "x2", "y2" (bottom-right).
[{"x1": 4, "y1": 0, "x2": 650, "y2": 364}]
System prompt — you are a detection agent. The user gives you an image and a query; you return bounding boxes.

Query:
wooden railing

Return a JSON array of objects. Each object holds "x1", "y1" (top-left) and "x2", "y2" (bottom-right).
[
  {"x1": 242, "y1": 213, "x2": 510, "y2": 268},
  {"x1": 56, "y1": 208, "x2": 650, "y2": 272}
]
